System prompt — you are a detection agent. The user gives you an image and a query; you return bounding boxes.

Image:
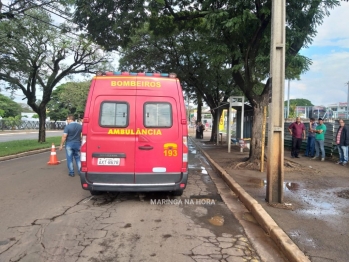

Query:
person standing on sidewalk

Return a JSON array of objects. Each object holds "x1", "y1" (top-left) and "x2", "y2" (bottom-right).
[
  {"x1": 312, "y1": 118, "x2": 327, "y2": 161},
  {"x1": 59, "y1": 114, "x2": 82, "y2": 177},
  {"x1": 288, "y1": 117, "x2": 306, "y2": 158},
  {"x1": 335, "y1": 119, "x2": 349, "y2": 166},
  {"x1": 304, "y1": 117, "x2": 317, "y2": 157}
]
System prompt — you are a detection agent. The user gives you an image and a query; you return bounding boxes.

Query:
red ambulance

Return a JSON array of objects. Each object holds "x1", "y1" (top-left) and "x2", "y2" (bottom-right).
[{"x1": 80, "y1": 71, "x2": 188, "y2": 196}]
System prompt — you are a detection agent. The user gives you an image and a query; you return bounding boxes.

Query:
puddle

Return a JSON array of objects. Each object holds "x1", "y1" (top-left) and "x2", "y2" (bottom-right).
[
  {"x1": 247, "y1": 178, "x2": 266, "y2": 188},
  {"x1": 202, "y1": 175, "x2": 212, "y2": 183},
  {"x1": 247, "y1": 178, "x2": 300, "y2": 192},
  {"x1": 0, "y1": 240, "x2": 9, "y2": 246},
  {"x1": 208, "y1": 216, "x2": 224, "y2": 226},
  {"x1": 242, "y1": 212, "x2": 258, "y2": 224},
  {"x1": 189, "y1": 149, "x2": 197, "y2": 154},
  {"x1": 288, "y1": 230, "x2": 317, "y2": 248},
  {"x1": 285, "y1": 182, "x2": 300, "y2": 191},
  {"x1": 300, "y1": 197, "x2": 339, "y2": 216}
]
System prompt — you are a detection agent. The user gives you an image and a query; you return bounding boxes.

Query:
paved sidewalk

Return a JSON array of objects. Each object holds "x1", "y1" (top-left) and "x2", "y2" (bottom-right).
[{"x1": 190, "y1": 132, "x2": 349, "y2": 262}]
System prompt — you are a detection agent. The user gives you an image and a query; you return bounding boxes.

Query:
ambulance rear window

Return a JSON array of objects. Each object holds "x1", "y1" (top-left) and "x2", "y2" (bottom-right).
[
  {"x1": 99, "y1": 101, "x2": 129, "y2": 127},
  {"x1": 144, "y1": 102, "x2": 172, "y2": 128}
]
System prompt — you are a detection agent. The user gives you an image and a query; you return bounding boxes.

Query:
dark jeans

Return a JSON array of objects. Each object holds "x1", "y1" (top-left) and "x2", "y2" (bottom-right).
[
  {"x1": 305, "y1": 136, "x2": 315, "y2": 157},
  {"x1": 291, "y1": 137, "x2": 302, "y2": 157},
  {"x1": 65, "y1": 142, "x2": 81, "y2": 175},
  {"x1": 196, "y1": 130, "x2": 201, "y2": 139}
]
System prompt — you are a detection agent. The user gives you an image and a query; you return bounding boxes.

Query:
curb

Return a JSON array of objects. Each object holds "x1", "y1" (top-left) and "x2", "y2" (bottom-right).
[
  {"x1": 191, "y1": 137, "x2": 310, "y2": 262},
  {"x1": 0, "y1": 148, "x2": 52, "y2": 162}
]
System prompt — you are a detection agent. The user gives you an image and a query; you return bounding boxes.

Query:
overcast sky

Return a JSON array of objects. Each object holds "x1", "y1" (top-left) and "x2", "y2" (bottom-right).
[{"x1": 289, "y1": 1, "x2": 349, "y2": 106}]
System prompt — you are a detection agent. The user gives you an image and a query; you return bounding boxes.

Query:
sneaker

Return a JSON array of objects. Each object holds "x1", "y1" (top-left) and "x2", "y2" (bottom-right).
[
  {"x1": 295, "y1": 156, "x2": 300, "y2": 158},
  {"x1": 321, "y1": 158, "x2": 325, "y2": 161},
  {"x1": 342, "y1": 162, "x2": 347, "y2": 166},
  {"x1": 68, "y1": 174, "x2": 75, "y2": 177},
  {"x1": 311, "y1": 156, "x2": 318, "y2": 160},
  {"x1": 336, "y1": 161, "x2": 343, "y2": 165}
]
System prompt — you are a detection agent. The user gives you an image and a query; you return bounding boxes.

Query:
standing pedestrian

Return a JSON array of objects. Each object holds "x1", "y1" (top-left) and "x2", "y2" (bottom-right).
[
  {"x1": 335, "y1": 119, "x2": 349, "y2": 166},
  {"x1": 304, "y1": 117, "x2": 317, "y2": 157},
  {"x1": 288, "y1": 117, "x2": 306, "y2": 158},
  {"x1": 312, "y1": 118, "x2": 327, "y2": 161},
  {"x1": 59, "y1": 114, "x2": 82, "y2": 177},
  {"x1": 199, "y1": 122, "x2": 205, "y2": 139},
  {"x1": 196, "y1": 121, "x2": 201, "y2": 139}
]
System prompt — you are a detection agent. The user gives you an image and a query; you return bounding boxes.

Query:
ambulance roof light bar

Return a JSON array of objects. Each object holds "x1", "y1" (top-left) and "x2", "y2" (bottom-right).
[{"x1": 95, "y1": 71, "x2": 177, "y2": 78}]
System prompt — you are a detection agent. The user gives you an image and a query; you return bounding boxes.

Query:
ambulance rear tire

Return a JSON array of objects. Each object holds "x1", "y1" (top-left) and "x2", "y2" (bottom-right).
[
  {"x1": 172, "y1": 190, "x2": 183, "y2": 196},
  {"x1": 90, "y1": 190, "x2": 102, "y2": 196}
]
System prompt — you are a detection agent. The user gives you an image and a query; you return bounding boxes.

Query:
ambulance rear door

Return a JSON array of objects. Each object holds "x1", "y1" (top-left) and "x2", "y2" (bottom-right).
[
  {"x1": 86, "y1": 93, "x2": 137, "y2": 184},
  {"x1": 134, "y1": 95, "x2": 182, "y2": 184}
]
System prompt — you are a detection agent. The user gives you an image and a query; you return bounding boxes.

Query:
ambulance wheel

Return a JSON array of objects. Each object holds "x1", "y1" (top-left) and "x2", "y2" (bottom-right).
[
  {"x1": 172, "y1": 190, "x2": 183, "y2": 196},
  {"x1": 90, "y1": 190, "x2": 102, "y2": 196}
]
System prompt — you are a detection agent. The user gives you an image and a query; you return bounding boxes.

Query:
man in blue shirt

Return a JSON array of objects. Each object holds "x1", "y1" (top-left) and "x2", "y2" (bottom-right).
[{"x1": 59, "y1": 115, "x2": 82, "y2": 177}]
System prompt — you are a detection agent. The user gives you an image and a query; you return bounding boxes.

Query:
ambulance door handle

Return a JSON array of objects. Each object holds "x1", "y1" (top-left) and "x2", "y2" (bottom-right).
[{"x1": 139, "y1": 145, "x2": 153, "y2": 150}]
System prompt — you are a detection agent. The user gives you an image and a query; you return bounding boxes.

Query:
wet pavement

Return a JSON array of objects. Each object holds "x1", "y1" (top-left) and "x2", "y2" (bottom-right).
[
  {"x1": 0, "y1": 138, "x2": 286, "y2": 261},
  {"x1": 192, "y1": 132, "x2": 349, "y2": 262}
]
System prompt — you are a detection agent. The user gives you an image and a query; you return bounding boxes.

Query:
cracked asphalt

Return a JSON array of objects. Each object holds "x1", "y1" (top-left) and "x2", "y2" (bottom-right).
[{"x1": 0, "y1": 139, "x2": 286, "y2": 262}]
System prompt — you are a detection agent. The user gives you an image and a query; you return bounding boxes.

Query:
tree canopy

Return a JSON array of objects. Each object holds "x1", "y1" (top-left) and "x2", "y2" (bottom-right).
[
  {"x1": 284, "y1": 98, "x2": 314, "y2": 107},
  {"x1": 0, "y1": 8, "x2": 111, "y2": 141},
  {"x1": 0, "y1": 0, "x2": 73, "y2": 21},
  {"x1": 47, "y1": 81, "x2": 90, "y2": 121},
  {"x1": 0, "y1": 93, "x2": 22, "y2": 117},
  {"x1": 74, "y1": 0, "x2": 340, "y2": 160}
]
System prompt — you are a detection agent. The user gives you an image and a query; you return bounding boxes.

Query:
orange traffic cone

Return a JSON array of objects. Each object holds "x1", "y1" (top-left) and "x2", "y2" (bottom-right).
[{"x1": 47, "y1": 143, "x2": 60, "y2": 165}]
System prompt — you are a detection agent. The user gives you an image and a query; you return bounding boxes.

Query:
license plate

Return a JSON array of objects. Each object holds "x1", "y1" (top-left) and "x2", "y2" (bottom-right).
[{"x1": 97, "y1": 158, "x2": 120, "y2": 166}]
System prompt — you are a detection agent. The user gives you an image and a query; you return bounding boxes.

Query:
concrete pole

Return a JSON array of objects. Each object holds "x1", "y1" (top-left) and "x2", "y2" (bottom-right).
[
  {"x1": 240, "y1": 97, "x2": 245, "y2": 153},
  {"x1": 266, "y1": 0, "x2": 286, "y2": 203},
  {"x1": 216, "y1": 110, "x2": 220, "y2": 145},
  {"x1": 347, "y1": 82, "x2": 349, "y2": 119},
  {"x1": 228, "y1": 98, "x2": 232, "y2": 152},
  {"x1": 287, "y1": 79, "x2": 290, "y2": 118}
]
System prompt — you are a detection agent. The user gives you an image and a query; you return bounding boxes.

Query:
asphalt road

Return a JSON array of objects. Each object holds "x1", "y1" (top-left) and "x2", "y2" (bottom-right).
[
  {"x1": 0, "y1": 139, "x2": 286, "y2": 262},
  {"x1": 0, "y1": 130, "x2": 62, "y2": 142}
]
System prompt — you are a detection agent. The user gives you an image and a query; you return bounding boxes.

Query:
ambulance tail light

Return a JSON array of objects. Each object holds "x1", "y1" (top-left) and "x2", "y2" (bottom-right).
[
  {"x1": 182, "y1": 136, "x2": 188, "y2": 171},
  {"x1": 81, "y1": 135, "x2": 87, "y2": 171}
]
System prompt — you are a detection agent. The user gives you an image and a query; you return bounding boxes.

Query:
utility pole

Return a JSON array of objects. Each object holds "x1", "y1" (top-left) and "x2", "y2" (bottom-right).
[
  {"x1": 287, "y1": 79, "x2": 290, "y2": 118},
  {"x1": 266, "y1": 0, "x2": 286, "y2": 203},
  {"x1": 346, "y1": 81, "x2": 349, "y2": 119}
]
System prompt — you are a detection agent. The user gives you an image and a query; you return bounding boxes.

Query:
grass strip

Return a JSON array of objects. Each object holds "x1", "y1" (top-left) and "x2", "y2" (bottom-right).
[{"x1": 0, "y1": 137, "x2": 61, "y2": 157}]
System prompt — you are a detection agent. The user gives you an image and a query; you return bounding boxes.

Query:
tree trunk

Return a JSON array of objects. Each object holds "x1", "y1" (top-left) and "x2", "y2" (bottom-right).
[
  {"x1": 249, "y1": 95, "x2": 268, "y2": 162},
  {"x1": 38, "y1": 107, "x2": 47, "y2": 142},
  {"x1": 209, "y1": 109, "x2": 222, "y2": 142},
  {"x1": 196, "y1": 103, "x2": 202, "y2": 123}
]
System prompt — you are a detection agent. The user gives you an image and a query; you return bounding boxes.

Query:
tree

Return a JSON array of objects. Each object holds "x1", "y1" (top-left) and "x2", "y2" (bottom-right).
[
  {"x1": 47, "y1": 81, "x2": 90, "y2": 121},
  {"x1": 284, "y1": 98, "x2": 313, "y2": 117},
  {"x1": 0, "y1": 8, "x2": 111, "y2": 142},
  {"x1": 117, "y1": 27, "x2": 241, "y2": 141},
  {"x1": 74, "y1": 0, "x2": 339, "y2": 162},
  {"x1": 0, "y1": 0, "x2": 72, "y2": 21},
  {"x1": 0, "y1": 93, "x2": 22, "y2": 117}
]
